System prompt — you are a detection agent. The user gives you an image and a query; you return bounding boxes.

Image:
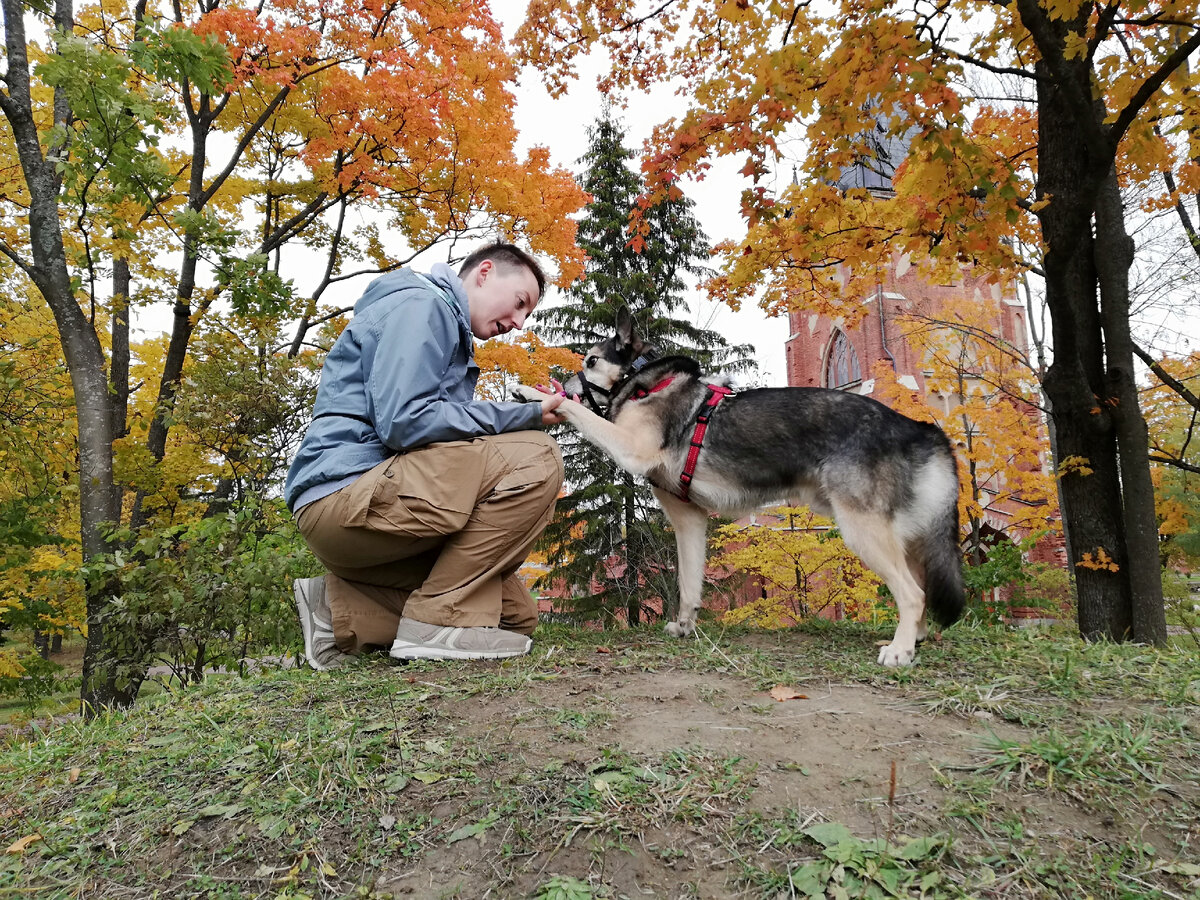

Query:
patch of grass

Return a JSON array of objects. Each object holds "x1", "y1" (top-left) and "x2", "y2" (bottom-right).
[
  {"x1": 965, "y1": 715, "x2": 1188, "y2": 800},
  {"x1": 1, "y1": 623, "x2": 1197, "y2": 898}
]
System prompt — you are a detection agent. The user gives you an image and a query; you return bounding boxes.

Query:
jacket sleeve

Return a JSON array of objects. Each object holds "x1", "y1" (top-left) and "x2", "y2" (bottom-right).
[{"x1": 366, "y1": 291, "x2": 542, "y2": 451}]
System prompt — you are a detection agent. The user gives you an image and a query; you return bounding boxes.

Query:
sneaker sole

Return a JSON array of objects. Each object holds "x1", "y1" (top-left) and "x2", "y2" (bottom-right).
[{"x1": 388, "y1": 641, "x2": 530, "y2": 661}]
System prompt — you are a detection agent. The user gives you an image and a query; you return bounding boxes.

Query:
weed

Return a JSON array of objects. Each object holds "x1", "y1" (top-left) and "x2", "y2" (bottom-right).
[{"x1": 741, "y1": 821, "x2": 951, "y2": 897}]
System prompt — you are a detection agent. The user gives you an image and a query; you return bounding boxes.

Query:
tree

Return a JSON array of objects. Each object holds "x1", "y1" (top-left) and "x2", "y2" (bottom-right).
[
  {"x1": 516, "y1": 0, "x2": 1200, "y2": 645},
  {"x1": 0, "y1": 288, "x2": 81, "y2": 686},
  {"x1": 870, "y1": 297, "x2": 1060, "y2": 565},
  {"x1": 1142, "y1": 351, "x2": 1200, "y2": 566},
  {"x1": 535, "y1": 113, "x2": 754, "y2": 625},
  {"x1": 1, "y1": 0, "x2": 587, "y2": 711},
  {"x1": 712, "y1": 508, "x2": 883, "y2": 629}
]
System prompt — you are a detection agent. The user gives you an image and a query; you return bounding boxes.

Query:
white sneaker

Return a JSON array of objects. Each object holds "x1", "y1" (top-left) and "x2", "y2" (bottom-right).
[
  {"x1": 389, "y1": 617, "x2": 532, "y2": 661},
  {"x1": 293, "y1": 577, "x2": 352, "y2": 671}
]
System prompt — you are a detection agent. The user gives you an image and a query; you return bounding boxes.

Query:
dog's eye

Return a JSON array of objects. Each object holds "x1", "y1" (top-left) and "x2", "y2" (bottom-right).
[{"x1": 585, "y1": 358, "x2": 596, "y2": 368}]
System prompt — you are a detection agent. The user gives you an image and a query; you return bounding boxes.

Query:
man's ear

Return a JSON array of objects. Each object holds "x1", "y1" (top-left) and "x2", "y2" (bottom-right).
[
  {"x1": 469, "y1": 258, "x2": 493, "y2": 286},
  {"x1": 615, "y1": 304, "x2": 635, "y2": 347}
]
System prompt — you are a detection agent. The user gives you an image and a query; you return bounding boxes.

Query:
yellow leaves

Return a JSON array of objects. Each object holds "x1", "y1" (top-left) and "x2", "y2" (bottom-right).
[
  {"x1": 1077, "y1": 548, "x2": 1119, "y2": 572},
  {"x1": 5, "y1": 834, "x2": 41, "y2": 855},
  {"x1": 1043, "y1": 0, "x2": 1088, "y2": 21},
  {"x1": 473, "y1": 333, "x2": 580, "y2": 402},
  {"x1": 1157, "y1": 499, "x2": 1191, "y2": 537},
  {"x1": 714, "y1": 506, "x2": 883, "y2": 626},
  {"x1": 716, "y1": 0, "x2": 755, "y2": 25},
  {"x1": 1062, "y1": 31, "x2": 1088, "y2": 60},
  {"x1": 1056, "y1": 455, "x2": 1093, "y2": 479},
  {"x1": 0, "y1": 648, "x2": 25, "y2": 680}
]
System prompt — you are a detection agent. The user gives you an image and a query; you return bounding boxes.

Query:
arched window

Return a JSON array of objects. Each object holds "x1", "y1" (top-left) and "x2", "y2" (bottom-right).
[{"x1": 824, "y1": 330, "x2": 862, "y2": 389}]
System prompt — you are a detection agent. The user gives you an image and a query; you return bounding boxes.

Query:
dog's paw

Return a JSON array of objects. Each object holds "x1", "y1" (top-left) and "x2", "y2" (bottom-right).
[
  {"x1": 877, "y1": 642, "x2": 916, "y2": 668},
  {"x1": 511, "y1": 384, "x2": 543, "y2": 403},
  {"x1": 664, "y1": 620, "x2": 694, "y2": 638}
]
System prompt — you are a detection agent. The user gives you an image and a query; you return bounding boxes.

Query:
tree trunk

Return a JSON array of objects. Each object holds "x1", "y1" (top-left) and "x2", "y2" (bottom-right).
[
  {"x1": 1034, "y1": 53, "x2": 1134, "y2": 641},
  {"x1": 1, "y1": 0, "x2": 140, "y2": 712},
  {"x1": 1094, "y1": 168, "x2": 1168, "y2": 645}
]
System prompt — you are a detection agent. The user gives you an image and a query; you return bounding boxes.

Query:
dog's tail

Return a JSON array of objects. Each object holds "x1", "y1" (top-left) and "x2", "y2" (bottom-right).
[{"x1": 917, "y1": 454, "x2": 966, "y2": 628}]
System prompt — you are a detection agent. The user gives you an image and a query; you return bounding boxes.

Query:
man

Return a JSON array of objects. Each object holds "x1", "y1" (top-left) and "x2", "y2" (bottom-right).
[{"x1": 285, "y1": 242, "x2": 568, "y2": 667}]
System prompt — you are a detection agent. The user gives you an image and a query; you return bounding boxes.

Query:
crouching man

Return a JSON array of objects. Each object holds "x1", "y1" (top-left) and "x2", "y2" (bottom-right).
[{"x1": 284, "y1": 242, "x2": 567, "y2": 668}]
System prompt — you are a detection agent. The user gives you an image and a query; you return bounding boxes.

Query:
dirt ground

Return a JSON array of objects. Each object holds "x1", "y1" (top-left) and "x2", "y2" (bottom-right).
[{"x1": 365, "y1": 636, "x2": 1132, "y2": 899}]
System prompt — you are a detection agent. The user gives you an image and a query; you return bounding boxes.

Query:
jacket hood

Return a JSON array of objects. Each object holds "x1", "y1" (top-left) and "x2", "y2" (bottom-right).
[{"x1": 354, "y1": 263, "x2": 470, "y2": 321}]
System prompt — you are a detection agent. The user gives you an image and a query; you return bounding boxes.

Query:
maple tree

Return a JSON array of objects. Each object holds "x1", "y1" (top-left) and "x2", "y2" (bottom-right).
[
  {"x1": 1, "y1": 0, "x2": 587, "y2": 710},
  {"x1": 0, "y1": 289, "x2": 81, "y2": 692},
  {"x1": 516, "y1": 0, "x2": 1200, "y2": 646},
  {"x1": 870, "y1": 298, "x2": 1061, "y2": 563},
  {"x1": 1142, "y1": 351, "x2": 1200, "y2": 565},
  {"x1": 712, "y1": 508, "x2": 883, "y2": 629},
  {"x1": 473, "y1": 333, "x2": 581, "y2": 403}
]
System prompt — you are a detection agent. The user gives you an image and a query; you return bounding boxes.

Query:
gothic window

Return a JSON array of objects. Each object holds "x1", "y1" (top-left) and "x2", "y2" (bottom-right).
[{"x1": 824, "y1": 330, "x2": 862, "y2": 389}]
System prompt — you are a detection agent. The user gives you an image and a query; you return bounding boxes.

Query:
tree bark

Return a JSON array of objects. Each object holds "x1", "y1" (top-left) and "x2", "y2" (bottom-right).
[
  {"x1": 1094, "y1": 168, "x2": 1168, "y2": 645},
  {"x1": 1034, "y1": 52, "x2": 1134, "y2": 641}
]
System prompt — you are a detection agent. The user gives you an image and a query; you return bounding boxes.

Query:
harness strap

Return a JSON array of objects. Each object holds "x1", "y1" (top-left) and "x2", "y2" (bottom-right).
[
  {"x1": 678, "y1": 385, "x2": 734, "y2": 503},
  {"x1": 576, "y1": 370, "x2": 608, "y2": 415},
  {"x1": 629, "y1": 376, "x2": 675, "y2": 401}
]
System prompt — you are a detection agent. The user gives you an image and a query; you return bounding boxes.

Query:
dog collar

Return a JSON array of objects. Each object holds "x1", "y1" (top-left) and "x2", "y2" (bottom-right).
[{"x1": 678, "y1": 384, "x2": 734, "y2": 503}]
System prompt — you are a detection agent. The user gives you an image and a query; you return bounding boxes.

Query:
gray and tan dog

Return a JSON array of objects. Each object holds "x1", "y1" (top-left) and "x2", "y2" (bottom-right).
[{"x1": 516, "y1": 308, "x2": 964, "y2": 666}]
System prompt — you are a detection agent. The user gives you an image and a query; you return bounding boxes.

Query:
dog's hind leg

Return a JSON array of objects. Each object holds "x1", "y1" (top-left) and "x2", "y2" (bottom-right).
[
  {"x1": 835, "y1": 509, "x2": 926, "y2": 667},
  {"x1": 653, "y1": 487, "x2": 710, "y2": 638},
  {"x1": 907, "y1": 556, "x2": 929, "y2": 643}
]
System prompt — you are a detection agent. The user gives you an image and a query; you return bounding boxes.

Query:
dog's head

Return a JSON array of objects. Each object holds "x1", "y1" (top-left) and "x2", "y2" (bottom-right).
[{"x1": 562, "y1": 306, "x2": 655, "y2": 409}]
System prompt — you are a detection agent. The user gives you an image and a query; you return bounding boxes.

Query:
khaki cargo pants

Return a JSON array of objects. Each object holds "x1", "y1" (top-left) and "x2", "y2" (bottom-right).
[{"x1": 295, "y1": 431, "x2": 563, "y2": 653}]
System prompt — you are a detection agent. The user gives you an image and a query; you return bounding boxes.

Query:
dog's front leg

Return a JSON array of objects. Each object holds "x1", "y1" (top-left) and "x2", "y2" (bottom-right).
[
  {"x1": 511, "y1": 385, "x2": 656, "y2": 476},
  {"x1": 653, "y1": 487, "x2": 710, "y2": 637}
]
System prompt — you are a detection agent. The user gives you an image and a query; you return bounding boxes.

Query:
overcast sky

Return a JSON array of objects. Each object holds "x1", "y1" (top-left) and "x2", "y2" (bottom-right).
[{"x1": 492, "y1": 1, "x2": 790, "y2": 385}]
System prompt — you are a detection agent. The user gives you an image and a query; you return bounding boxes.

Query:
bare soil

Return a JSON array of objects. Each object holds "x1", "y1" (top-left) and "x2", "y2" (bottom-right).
[{"x1": 366, "y1": 636, "x2": 1140, "y2": 899}]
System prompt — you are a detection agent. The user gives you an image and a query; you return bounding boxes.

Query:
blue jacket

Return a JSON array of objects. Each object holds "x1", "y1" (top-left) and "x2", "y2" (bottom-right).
[{"x1": 284, "y1": 263, "x2": 542, "y2": 511}]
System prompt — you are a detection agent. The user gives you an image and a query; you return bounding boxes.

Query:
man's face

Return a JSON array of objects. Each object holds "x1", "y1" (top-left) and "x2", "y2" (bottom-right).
[{"x1": 462, "y1": 259, "x2": 540, "y2": 340}]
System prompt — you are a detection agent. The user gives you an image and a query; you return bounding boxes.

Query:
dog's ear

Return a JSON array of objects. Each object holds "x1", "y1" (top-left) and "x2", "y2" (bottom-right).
[{"x1": 615, "y1": 305, "x2": 635, "y2": 348}]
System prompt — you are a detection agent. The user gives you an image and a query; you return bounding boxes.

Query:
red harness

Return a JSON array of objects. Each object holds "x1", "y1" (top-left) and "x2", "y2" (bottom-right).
[
  {"x1": 630, "y1": 379, "x2": 734, "y2": 503},
  {"x1": 679, "y1": 385, "x2": 733, "y2": 502}
]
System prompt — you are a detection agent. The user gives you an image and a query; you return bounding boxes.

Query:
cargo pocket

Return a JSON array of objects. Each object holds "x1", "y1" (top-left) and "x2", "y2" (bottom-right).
[
  {"x1": 475, "y1": 435, "x2": 563, "y2": 527},
  {"x1": 364, "y1": 443, "x2": 486, "y2": 538}
]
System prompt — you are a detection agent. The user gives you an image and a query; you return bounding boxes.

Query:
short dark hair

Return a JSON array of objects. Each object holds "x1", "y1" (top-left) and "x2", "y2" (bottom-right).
[{"x1": 458, "y1": 241, "x2": 546, "y2": 300}]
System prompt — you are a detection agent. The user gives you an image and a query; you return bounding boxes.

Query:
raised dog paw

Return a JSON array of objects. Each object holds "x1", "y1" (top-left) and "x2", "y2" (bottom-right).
[
  {"x1": 877, "y1": 642, "x2": 916, "y2": 668},
  {"x1": 664, "y1": 620, "x2": 694, "y2": 638},
  {"x1": 510, "y1": 384, "x2": 542, "y2": 403}
]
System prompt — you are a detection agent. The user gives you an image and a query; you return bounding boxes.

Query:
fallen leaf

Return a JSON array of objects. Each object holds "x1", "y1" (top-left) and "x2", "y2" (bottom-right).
[
  {"x1": 769, "y1": 685, "x2": 809, "y2": 702},
  {"x1": 5, "y1": 834, "x2": 42, "y2": 855}
]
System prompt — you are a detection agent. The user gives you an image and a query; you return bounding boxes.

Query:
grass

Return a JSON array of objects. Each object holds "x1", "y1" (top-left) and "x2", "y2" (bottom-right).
[{"x1": 1, "y1": 620, "x2": 1198, "y2": 898}]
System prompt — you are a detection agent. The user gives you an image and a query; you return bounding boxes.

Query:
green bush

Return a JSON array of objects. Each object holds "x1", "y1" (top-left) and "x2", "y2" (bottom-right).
[{"x1": 86, "y1": 496, "x2": 317, "y2": 693}]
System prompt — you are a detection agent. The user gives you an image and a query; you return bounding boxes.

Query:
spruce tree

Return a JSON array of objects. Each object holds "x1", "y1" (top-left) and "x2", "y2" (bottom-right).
[{"x1": 535, "y1": 113, "x2": 754, "y2": 626}]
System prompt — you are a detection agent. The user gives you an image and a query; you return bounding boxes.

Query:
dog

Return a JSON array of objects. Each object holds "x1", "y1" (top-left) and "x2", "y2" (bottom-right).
[{"x1": 514, "y1": 307, "x2": 965, "y2": 666}]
